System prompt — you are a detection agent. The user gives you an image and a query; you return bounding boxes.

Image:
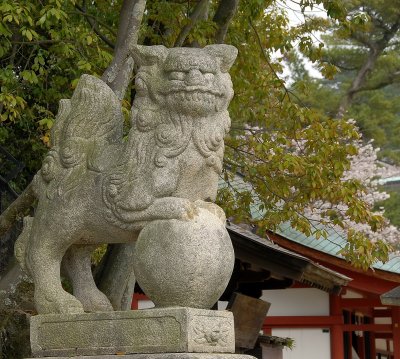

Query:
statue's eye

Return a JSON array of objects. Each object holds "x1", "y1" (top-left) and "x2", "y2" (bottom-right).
[
  {"x1": 203, "y1": 72, "x2": 214, "y2": 81},
  {"x1": 169, "y1": 71, "x2": 185, "y2": 81}
]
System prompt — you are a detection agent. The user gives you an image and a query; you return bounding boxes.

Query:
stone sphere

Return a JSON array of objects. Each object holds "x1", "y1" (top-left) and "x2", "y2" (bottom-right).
[{"x1": 133, "y1": 207, "x2": 235, "y2": 309}]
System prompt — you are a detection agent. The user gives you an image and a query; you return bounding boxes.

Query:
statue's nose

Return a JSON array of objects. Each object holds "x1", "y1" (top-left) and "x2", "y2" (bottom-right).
[{"x1": 186, "y1": 69, "x2": 204, "y2": 86}]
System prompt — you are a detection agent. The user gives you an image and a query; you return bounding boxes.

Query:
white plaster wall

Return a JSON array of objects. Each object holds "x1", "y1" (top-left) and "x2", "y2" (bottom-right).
[
  {"x1": 376, "y1": 338, "x2": 393, "y2": 353},
  {"x1": 138, "y1": 299, "x2": 155, "y2": 309},
  {"x1": 272, "y1": 328, "x2": 331, "y2": 359},
  {"x1": 376, "y1": 339, "x2": 387, "y2": 352},
  {"x1": 374, "y1": 317, "x2": 391, "y2": 324},
  {"x1": 263, "y1": 288, "x2": 331, "y2": 358},
  {"x1": 341, "y1": 289, "x2": 363, "y2": 299},
  {"x1": 262, "y1": 288, "x2": 330, "y2": 316}
]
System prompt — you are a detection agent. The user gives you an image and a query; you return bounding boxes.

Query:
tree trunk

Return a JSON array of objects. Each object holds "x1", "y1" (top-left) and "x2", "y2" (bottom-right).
[
  {"x1": 336, "y1": 47, "x2": 381, "y2": 118},
  {"x1": 336, "y1": 18, "x2": 400, "y2": 118},
  {"x1": 213, "y1": 0, "x2": 239, "y2": 44},
  {"x1": 0, "y1": 183, "x2": 35, "y2": 238},
  {"x1": 101, "y1": 0, "x2": 147, "y2": 100},
  {"x1": 174, "y1": 0, "x2": 209, "y2": 47}
]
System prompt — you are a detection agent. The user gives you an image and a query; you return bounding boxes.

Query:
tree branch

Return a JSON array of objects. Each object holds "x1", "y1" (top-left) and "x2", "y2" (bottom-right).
[
  {"x1": 75, "y1": 2, "x2": 115, "y2": 49},
  {"x1": 356, "y1": 71, "x2": 400, "y2": 93},
  {"x1": 174, "y1": 0, "x2": 209, "y2": 47},
  {"x1": 249, "y1": 18, "x2": 293, "y2": 104},
  {"x1": 101, "y1": 0, "x2": 147, "y2": 100},
  {"x1": 11, "y1": 39, "x2": 65, "y2": 45},
  {"x1": 9, "y1": 31, "x2": 21, "y2": 66},
  {"x1": 213, "y1": 0, "x2": 239, "y2": 44},
  {"x1": 349, "y1": 30, "x2": 374, "y2": 49},
  {"x1": 381, "y1": 17, "x2": 400, "y2": 48},
  {"x1": 336, "y1": 47, "x2": 380, "y2": 118},
  {"x1": 0, "y1": 183, "x2": 35, "y2": 238},
  {"x1": 337, "y1": 16, "x2": 400, "y2": 118},
  {"x1": 69, "y1": 10, "x2": 117, "y2": 37},
  {"x1": 332, "y1": 63, "x2": 358, "y2": 71}
]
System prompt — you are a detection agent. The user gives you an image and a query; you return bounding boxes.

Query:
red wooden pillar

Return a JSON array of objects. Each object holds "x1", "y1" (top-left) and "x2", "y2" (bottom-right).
[
  {"x1": 344, "y1": 311, "x2": 353, "y2": 359},
  {"x1": 330, "y1": 294, "x2": 344, "y2": 359},
  {"x1": 347, "y1": 331, "x2": 353, "y2": 358},
  {"x1": 392, "y1": 307, "x2": 400, "y2": 359},
  {"x1": 131, "y1": 293, "x2": 149, "y2": 310},
  {"x1": 263, "y1": 327, "x2": 272, "y2": 335},
  {"x1": 131, "y1": 293, "x2": 140, "y2": 309},
  {"x1": 357, "y1": 333, "x2": 365, "y2": 359},
  {"x1": 386, "y1": 339, "x2": 391, "y2": 359},
  {"x1": 370, "y1": 332, "x2": 376, "y2": 359}
]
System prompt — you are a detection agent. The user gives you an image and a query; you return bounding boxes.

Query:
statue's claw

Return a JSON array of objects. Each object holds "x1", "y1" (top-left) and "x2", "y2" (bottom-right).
[
  {"x1": 75, "y1": 288, "x2": 114, "y2": 313},
  {"x1": 150, "y1": 197, "x2": 199, "y2": 221},
  {"x1": 194, "y1": 200, "x2": 226, "y2": 224},
  {"x1": 179, "y1": 198, "x2": 199, "y2": 221},
  {"x1": 35, "y1": 289, "x2": 84, "y2": 315}
]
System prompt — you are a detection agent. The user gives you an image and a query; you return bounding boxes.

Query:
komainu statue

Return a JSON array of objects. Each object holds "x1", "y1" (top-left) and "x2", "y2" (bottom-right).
[{"x1": 14, "y1": 44, "x2": 238, "y2": 314}]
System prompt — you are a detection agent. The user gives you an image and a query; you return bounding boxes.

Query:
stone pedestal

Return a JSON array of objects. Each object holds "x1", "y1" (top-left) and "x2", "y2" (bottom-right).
[
  {"x1": 30, "y1": 308, "x2": 235, "y2": 357},
  {"x1": 31, "y1": 354, "x2": 255, "y2": 359}
]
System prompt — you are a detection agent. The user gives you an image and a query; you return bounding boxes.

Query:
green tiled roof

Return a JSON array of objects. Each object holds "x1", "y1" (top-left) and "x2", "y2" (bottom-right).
[
  {"x1": 276, "y1": 222, "x2": 346, "y2": 256},
  {"x1": 276, "y1": 221, "x2": 400, "y2": 274},
  {"x1": 379, "y1": 176, "x2": 400, "y2": 185},
  {"x1": 219, "y1": 174, "x2": 400, "y2": 275}
]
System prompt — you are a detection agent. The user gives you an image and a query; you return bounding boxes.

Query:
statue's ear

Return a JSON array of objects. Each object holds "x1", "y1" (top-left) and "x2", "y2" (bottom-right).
[
  {"x1": 130, "y1": 45, "x2": 168, "y2": 67},
  {"x1": 204, "y1": 45, "x2": 238, "y2": 72}
]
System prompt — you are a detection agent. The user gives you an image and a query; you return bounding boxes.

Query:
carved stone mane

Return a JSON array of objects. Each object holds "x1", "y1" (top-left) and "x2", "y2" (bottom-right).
[
  {"x1": 129, "y1": 107, "x2": 230, "y2": 172},
  {"x1": 103, "y1": 45, "x2": 236, "y2": 227},
  {"x1": 132, "y1": 46, "x2": 234, "y2": 166}
]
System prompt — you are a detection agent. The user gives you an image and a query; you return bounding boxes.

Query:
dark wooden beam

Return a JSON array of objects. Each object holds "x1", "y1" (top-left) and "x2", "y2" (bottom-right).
[
  {"x1": 373, "y1": 308, "x2": 393, "y2": 318},
  {"x1": 340, "y1": 298, "x2": 384, "y2": 308},
  {"x1": 269, "y1": 233, "x2": 400, "y2": 288},
  {"x1": 264, "y1": 315, "x2": 343, "y2": 327},
  {"x1": 342, "y1": 324, "x2": 392, "y2": 332},
  {"x1": 375, "y1": 333, "x2": 393, "y2": 339}
]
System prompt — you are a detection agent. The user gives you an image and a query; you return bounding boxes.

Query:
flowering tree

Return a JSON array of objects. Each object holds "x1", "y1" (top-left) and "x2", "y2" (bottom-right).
[
  {"x1": 220, "y1": 120, "x2": 399, "y2": 268},
  {"x1": 340, "y1": 134, "x2": 400, "y2": 252}
]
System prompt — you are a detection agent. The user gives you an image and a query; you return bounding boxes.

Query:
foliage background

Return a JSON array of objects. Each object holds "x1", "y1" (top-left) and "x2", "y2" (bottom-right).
[{"x1": 1, "y1": 0, "x2": 399, "y2": 268}]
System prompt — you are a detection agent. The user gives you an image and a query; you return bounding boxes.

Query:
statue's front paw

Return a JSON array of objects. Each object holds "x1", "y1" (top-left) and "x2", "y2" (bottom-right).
[
  {"x1": 75, "y1": 288, "x2": 113, "y2": 313},
  {"x1": 194, "y1": 200, "x2": 226, "y2": 224},
  {"x1": 35, "y1": 289, "x2": 84, "y2": 315},
  {"x1": 154, "y1": 197, "x2": 198, "y2": 221},
  {"x1": 171, "y1": 198, "x2": 199, "y2": 221}
]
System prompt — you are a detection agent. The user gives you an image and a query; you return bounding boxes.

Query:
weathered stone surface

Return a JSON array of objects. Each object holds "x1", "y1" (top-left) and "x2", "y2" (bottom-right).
[
  {"x1": 96, "y1": 242, "x2": 136, "y2": 311},
  {"x1": 0, "y1": 308, "x2": 31, "y2": 359},
  {"x1": 134, "y1": 206, "x2": 234, "y2": 309},
  {"x1": 28, "y1": 354, "x2": 255, "y2": 359},
  {"x1": 0, "y1": 269, "x2": 34, "y2": 358},
  {"x1": 30, "y1": 308, "x2": 235, "y2": 357},
  {"x1": 14, "y1": 44, "x2": 238, "y2": 315}
]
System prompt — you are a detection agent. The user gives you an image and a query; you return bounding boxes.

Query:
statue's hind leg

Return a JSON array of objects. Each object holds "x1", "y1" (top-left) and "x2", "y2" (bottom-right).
[
  {"x1": 97, "y1": 242, "x2": 136, "y2": 310},
  {"x1": 26, "y1": 224, "x2": 84, "y2": 314},
  {"x1": 62, "y1": 244, "x2": 113, "y2": 312}
]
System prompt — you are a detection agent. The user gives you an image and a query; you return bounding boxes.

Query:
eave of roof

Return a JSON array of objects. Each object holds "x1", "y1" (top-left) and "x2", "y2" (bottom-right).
[
  {"x1": 268, "y1": 231, "x2": 400, "y2": 292},
  {"x1": 381, "y1": 285, "x2": 400, "y2": 306},
  {"x1": 227, "y1": 222, "x2": 351, "y2": 294},
  {"x1": 276, "y1": 222, "x2": 400, "y2": 275}
]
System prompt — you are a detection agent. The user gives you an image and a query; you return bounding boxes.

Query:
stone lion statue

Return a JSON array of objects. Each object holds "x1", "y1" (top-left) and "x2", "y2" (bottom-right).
[{"x1": 14, "y1": 44, "x2": 237, "y2": 314}]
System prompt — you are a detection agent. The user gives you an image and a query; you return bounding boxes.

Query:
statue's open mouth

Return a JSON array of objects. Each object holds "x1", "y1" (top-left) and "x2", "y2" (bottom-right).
[{"x1": 165, "y1": 88, "x2": 224, "y2": 107}]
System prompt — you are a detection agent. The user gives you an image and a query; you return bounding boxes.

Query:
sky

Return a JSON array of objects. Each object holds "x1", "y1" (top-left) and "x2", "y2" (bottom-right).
[{"x1": 277, "y1": 0, "x2": 329, "y2": 79}]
